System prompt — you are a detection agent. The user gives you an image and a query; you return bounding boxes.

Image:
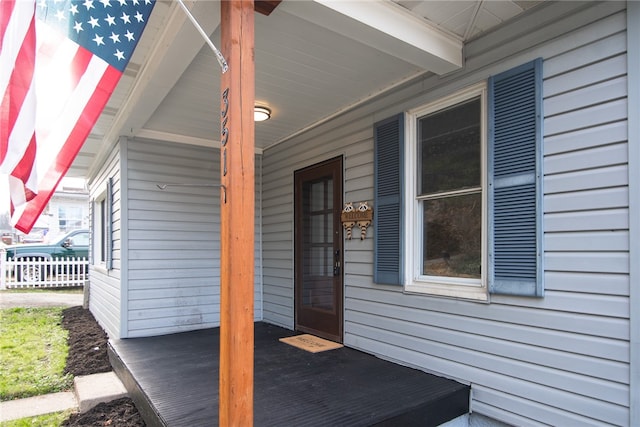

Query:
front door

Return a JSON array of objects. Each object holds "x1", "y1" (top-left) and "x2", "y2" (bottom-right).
[{"x1": 294, "y1": 156, "x2": 343, "y2": 342}]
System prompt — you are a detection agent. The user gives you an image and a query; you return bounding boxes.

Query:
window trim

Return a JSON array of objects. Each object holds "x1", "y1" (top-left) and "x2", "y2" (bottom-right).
[
  {"x1": 404, "y1": 82, "x2": 489, "y2": 301},
  {"x1": 93, "y1": 186, "x2": 107, "y2": 268},
  {"x1": 92, "y1": 179, "x2": 112, "y2": 270}
]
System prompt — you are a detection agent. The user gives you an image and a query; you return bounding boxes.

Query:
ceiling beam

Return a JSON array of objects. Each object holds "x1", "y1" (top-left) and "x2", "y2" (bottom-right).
[
  {"x1": 283, "y1": 0, "x2": 462, "y2": 75},
  {"x1": 135, "y1": 129, "x2": 265, "y2": 155},
  {"x1": 255, "y1": 0, "x2": 282, "y2": 16}
]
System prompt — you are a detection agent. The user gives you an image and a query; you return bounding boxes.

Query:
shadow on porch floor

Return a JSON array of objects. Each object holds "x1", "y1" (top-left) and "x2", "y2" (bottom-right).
[{"x1": 108, "y1": 322, "x2": 469, "y2": 427}]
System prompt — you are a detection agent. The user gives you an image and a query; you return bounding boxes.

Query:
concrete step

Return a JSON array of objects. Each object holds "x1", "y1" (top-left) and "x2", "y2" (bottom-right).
[
  {"x1": 0, "y1": 371, "x2": 127, "y2": 422},
  {"x1": 74, "y1": 371, "x2": 128, "y2": 413}
]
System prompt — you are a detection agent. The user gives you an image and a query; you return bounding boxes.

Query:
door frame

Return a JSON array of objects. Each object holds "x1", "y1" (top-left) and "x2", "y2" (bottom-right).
[{"x1": 293, "y1": 155, "x2": 344, "y2": 342}]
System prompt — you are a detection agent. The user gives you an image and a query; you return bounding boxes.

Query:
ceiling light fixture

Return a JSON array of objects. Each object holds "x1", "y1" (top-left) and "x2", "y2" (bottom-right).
[{"x1": 254, "y1": 106, "x2": 271, "y2": 122}]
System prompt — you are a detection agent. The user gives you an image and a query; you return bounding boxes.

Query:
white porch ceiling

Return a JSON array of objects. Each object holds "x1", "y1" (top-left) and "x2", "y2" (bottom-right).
[{"x1": 74, "y1": 0, "x2": 542, "y2": 180}]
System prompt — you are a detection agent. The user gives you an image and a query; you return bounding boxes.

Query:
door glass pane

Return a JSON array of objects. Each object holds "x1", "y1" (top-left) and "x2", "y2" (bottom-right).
[
  {"x1": 423, "y1": 193, "x2": 481, "y2": 278},
  {"x1": 326, "y1": 214, "x2": 333, "y2": 241},
  {"x1": 311, "y1": 214, "x2": 324, "y2": 243},
  {"x1": 310, "y1": 247, "x2": 325, "y2": 275},
  {"x1": 302, "y1": 176, "x2": 335, "y2": 311},
  {"x1": 326, "y1": 247, "x2": 334, "y2": 276},
  {"x1": 310, "y1": 181, "x2": 325, "y2": 211}
]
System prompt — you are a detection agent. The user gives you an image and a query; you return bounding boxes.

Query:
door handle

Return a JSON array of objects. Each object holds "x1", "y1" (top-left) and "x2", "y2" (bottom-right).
[{"x1": 333, "y1": 250, "x2": 340, "y2": 276}]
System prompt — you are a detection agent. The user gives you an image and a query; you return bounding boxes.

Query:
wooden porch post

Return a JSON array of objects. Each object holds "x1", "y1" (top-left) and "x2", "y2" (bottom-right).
[{"x1": 219, "y1": 0, "x2": 255, "y2": 425}]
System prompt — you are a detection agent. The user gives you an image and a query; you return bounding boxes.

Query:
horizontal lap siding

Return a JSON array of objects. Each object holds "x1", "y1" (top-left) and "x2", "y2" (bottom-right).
[
  {"x1": 89, "y1": 146, "x2": 122, "y2": 338},
  {"x1": 124, "y1": 139, "x2": 262, "y2": 337},
  {"x1": 261, "y1": 2, "x2": 630, "y2": 426},
  {"x1": 262, "y1": 166, "x2": 294, "y2": 328}
]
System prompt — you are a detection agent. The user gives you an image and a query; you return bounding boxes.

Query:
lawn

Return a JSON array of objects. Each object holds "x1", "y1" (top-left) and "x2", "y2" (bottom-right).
[
  {"x1": 0, "y1": 307, "x2": 73, "y2": 400},
  {"x1": 0, "y1": 411, "x2": 72, "y2": 427}
]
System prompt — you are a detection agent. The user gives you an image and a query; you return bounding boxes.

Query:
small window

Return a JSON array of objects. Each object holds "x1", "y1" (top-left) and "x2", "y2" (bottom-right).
[
  {"x1": 406, "y1": 84, "x2": 488, "y2": 301},
  {"x1": 93, "y1": 180, "x2": 112, "y2": 269},
  {"x1": 99, "y1": 199, "x2": 108, "y2": 263},
  {"x1": 58, "y1": 206, "x2": 84, "y2": 232}
]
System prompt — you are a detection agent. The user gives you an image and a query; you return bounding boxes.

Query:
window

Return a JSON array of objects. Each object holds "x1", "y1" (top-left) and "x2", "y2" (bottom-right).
[
  {"x1": 406, "y1": 84, "x2": 488, "y2": 300},
  {"x1": 99, "y1": 199, "x2": 108, "y2": 263},
  {"x1": 58, "y1": 206, "x2": 84, "y2": 231},
  {"x1": 93, "y1": 178, "x2": 112, "y2": 269},
  {"x1": 374, "y1": 59, "x2": 543, "y2": 299}
]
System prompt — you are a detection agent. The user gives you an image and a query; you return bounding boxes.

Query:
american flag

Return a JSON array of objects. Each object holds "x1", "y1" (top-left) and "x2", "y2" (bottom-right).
[{"x1": 0, "y1": 0, "x2": 155, "y2": 233}]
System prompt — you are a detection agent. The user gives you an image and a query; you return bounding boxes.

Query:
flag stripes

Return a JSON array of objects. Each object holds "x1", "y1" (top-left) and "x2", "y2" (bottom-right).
[{"x1": 1, "y1": 0, "x2": 154, "y2": 233}]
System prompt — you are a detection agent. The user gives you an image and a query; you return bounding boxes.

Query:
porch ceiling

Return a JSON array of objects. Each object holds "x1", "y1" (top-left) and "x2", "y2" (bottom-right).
[{"x1": 75, "y1": 0, "x2": 542, "y2": 180}]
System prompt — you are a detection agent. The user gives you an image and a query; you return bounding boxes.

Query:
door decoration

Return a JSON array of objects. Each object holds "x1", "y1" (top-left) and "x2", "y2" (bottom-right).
[
  {"x1": 341, "y1": 202, "x2": 356, "y2": 239},
  {"x1": 341, "y1": 201, "x2": 373, "y2": 240}
]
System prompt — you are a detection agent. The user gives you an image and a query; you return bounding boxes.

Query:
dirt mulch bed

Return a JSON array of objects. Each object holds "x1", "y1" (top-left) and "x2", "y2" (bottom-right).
[{"x1": 60, "y1": 306, "x2": 146, "y2": 427}]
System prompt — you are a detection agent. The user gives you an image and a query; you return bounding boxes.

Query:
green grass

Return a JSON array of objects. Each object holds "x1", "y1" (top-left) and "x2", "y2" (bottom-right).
[
  {"x1": 0, "y1": 411, "x2": 72, "y2": 427},
  {"x1": 0, "y1": 308, "x2": 73, "y2": 400}
]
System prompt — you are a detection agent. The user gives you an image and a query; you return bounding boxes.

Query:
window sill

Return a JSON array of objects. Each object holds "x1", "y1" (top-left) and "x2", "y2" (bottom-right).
[
  {"x1": 92, "y1": 264, "x2": 109, "y2": 275},
  {"x1": 405, "y1": 281, "x2": 488, "y2": 302}
]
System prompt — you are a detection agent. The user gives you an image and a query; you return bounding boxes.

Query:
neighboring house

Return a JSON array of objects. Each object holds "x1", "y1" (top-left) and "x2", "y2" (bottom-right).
[
  {"x1": 82, "y1": 1, "x2": 638, "y2": 426},
  {"x1": 11, "y1": 180, "x2": 89, "y2": 243},
  {"x1": 46, "y1": 181, "x2": 90, "y2": 237}
]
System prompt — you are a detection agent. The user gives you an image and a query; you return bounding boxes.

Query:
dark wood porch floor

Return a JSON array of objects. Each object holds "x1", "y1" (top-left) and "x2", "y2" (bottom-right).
[{"x1": 108, "y1": 322, "x2": 469, "y2": 427}]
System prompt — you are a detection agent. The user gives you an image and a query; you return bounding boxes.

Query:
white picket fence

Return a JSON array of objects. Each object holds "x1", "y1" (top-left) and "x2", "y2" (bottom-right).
[{"x1": 0, "y1": 250, "x2": 88, "y2": 289}]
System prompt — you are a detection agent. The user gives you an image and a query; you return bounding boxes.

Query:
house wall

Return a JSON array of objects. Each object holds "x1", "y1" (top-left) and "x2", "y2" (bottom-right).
[
  {"x1": 627, "y1": 4, "x2": 640, "y2": 424},
  {"x1": 121, "y1": 138, "x2": 262, "y2": 338},
  {"x1": 89, "y1": 144, "x2": 123, "y2": 338},
  {"x1": 262, "y1": 2, "x2": 631, "y2": 425},
  {"x1": 89, "y1": 138, "x2": 263, "y2": 339}
]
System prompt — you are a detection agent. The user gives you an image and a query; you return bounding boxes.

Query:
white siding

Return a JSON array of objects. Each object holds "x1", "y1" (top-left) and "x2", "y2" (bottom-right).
[
  {"x1": 88, "y1": 145, "x2": 122, "y2": 338},
  {"x1": 123, "y1": 139, "x2": 262, "y2": 337},
  {"x1": 262, "y1": 2, "x2": 631, "y2": 426},
  {"x1": 626, "y1": 3, "x2": 640, "y2": 425},
  {"x1": 86, "y1": 138, "x2": 262, "y2": 338}
]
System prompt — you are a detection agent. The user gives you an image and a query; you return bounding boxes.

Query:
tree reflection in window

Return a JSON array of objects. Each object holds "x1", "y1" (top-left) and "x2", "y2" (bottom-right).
[{"x1": 418, "y1": 96, "x2": 482, "y2": 279}]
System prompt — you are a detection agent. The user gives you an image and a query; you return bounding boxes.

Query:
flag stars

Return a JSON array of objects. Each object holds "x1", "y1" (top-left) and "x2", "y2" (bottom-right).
[
  {"x1": 120, "y1": 12, "x2": 131, "y2": 24},
  {"x1": 93, "y1": 34, "x2": 105, "y2": 46},
  {"x1": 88, "y1": 16, "x2": 100, "y2": 28},
  {"x1": 31, "y1": 0, "x2": 153, "y2": 71}
]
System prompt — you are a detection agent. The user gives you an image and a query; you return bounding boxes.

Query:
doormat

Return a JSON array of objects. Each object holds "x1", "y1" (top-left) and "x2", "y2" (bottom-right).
[{"x1": 279, "y1": 334, "x2": 344, "y2": 353}]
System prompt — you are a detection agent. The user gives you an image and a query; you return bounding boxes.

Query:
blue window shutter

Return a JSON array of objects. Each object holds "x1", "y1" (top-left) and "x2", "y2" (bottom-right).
[
  {"x1": 90, "y1": 201, "x2": 95, "y2": 265},
  {"x1": 488, "y1": 58, "x2": 544, "y2": 297},
  {"x1": 106, "y1": 177, "x2": 113, "y2": 271},
  {"x1": 374, "y1": 114, "x2": 404, "y2": 285}
]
